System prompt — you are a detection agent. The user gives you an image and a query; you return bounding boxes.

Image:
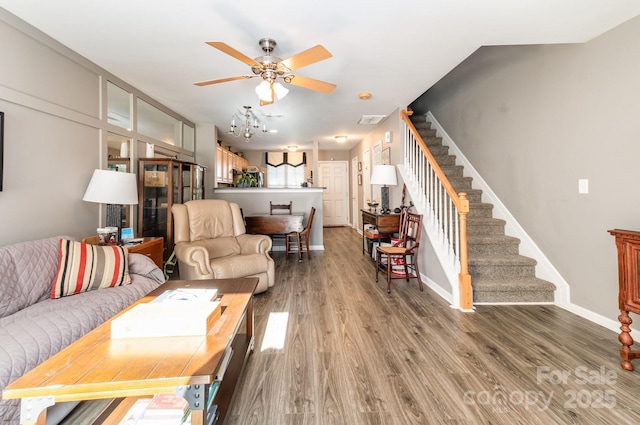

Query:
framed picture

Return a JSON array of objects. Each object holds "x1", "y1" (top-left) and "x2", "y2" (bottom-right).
[
  {"x1": 0, "y1": 111, "x2": 4, "y2": 191},
  {"x1": 358, "y1": 161, "x2": 362, "y2": 171},
  {"x1": 120, "y1": 227, "x2": 134, "y2": 241},
  {"x1": 372, "y1": 140, "x2": 383, "y2": 166},
  {"x1": 358, "y1": 174, "x2": 362, "y2": 185},
  {"x1": 382, "y1": 147, "x2": 390, "y2": 165},
  {"x1": 144, "y1": 170, "x2": 167, "y2": 187}
]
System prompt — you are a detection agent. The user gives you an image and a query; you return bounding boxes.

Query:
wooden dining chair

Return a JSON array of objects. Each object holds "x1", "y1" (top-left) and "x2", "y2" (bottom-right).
[
  {"x1": 270, "y1": 201, "x2": 292, "y2": 215},
  {"x1": 286, "y1": 207, "x2": 316, "y2": 260},
  {"x1": 375, "y1": 211, "x2": 424, "y2": 293}
]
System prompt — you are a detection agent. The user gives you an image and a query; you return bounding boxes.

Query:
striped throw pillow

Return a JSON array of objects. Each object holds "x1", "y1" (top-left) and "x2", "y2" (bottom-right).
[{"x1": 51, "y1": 239, "x2": 131, "y2": 299}]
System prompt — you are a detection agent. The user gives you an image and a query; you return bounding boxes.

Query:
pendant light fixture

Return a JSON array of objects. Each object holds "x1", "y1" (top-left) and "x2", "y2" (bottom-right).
[{"x1": 229, "y1": 106, "x2": 267, "y2": 143}]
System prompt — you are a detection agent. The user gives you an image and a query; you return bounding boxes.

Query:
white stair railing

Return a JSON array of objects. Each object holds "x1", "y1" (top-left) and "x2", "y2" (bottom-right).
[{"x1": 400, "y1": 110, "x2": 472, "y2": 310}]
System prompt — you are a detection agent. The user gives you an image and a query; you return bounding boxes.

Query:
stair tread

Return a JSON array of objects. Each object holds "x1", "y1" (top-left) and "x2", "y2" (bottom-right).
[
  {"x1": 468, "y1": 255, "x2": 537, "y2": 265},
  {"x1": 467, "y1": 217, "x2": 506, "y2": 225},
  {"x1": 468, "y1": 235, "x2": 520, "y2": 243},
  {"x1": 470, "y1": 202, "x2": 494, "y2": 209},
  {"x1": 473, "y1": 277, "x2": 556, "y2": 290}
]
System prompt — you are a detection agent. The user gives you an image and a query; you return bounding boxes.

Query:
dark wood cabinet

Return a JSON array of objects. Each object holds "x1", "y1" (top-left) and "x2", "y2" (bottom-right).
[
  {"x1": 138, "y1": 159, "x2": 205, "y2": 259},
  {"x1": 361, "y1": 210, "x2": 401, "y2": 256},
  {"x1": 609, "y1": 229, "x2": 640, "y2": 371}
]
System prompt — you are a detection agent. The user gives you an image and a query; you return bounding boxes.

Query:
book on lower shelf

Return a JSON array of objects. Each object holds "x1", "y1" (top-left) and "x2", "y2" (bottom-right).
[
  {"x1": 117, "y1": 398, "x2": 152, "y2": 424},
  {"x1": 121, "y1": 394, "x2": 191, "y2": 425}
]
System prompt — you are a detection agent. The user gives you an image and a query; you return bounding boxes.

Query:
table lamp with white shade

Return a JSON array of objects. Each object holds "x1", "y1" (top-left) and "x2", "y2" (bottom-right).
[
  {"x1": 83, "y1": 169, "x2": 138, "y2": 238},
  {"x1": 370, "y1": 164, "x2": 397, "y2": 214}
]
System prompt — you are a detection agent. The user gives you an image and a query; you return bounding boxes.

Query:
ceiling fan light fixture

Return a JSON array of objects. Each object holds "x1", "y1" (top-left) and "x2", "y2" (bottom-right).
[
  {"x1": 197, "y1": 39, "x2": 335, "y2": 103},
  {"x1": 255, "y1": 81, "x2": 273, "y2": 102},
  {"x1": 273, "y1": 82, "x2": 289, "y2": 100}
]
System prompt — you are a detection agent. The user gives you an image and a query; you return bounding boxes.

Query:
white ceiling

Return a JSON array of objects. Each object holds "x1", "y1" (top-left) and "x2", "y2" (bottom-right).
[{"x1": 1, "y1": 0, "x2": 639, "y2": 152}]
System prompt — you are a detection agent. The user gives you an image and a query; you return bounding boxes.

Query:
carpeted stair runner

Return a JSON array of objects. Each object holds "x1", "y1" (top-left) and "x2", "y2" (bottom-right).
[{"x1": 410, "y1": 116, "x2": 555, "y2": 303}]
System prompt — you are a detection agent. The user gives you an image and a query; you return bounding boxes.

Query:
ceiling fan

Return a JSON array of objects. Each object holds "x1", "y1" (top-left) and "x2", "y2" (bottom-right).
[{"x1": 194, "y1": 38, "x2": 336, "y2": 105}]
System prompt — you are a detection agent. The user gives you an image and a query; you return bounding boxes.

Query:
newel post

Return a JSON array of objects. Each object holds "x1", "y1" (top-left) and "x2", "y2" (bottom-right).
[{"x1": 458, "y1": 192, "x2": 472, "y2": 310}]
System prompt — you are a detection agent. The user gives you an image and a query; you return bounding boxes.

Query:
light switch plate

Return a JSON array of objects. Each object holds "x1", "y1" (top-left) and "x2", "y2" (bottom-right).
[
  {"x1": 385, "y1": 131, "x2": 392, "y2": 143},
  {"x1": 578, "y1": 179, "x2": 589, "y2": 194}
]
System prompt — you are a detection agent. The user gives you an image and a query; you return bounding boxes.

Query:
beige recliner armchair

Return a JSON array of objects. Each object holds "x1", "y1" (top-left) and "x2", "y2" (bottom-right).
[{"x1": 172, "y1": 199, "x2": 275, "y2": 294}]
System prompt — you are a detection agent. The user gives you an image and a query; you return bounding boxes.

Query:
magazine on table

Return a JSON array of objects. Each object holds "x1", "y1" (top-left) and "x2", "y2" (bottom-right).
[{"x1": 152, "y1": 288, "x2": 218, "y2": 303}]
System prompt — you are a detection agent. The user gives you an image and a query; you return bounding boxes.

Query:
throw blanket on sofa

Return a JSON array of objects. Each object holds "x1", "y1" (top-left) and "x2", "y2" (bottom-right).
[{"x1": 0, "y1": 236, "x2": 165, "y2": 425}]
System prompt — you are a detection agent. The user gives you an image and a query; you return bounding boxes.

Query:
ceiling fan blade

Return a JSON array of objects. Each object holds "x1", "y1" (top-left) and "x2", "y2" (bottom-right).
[
  {"x1": 280, "y1": 45, "x2": 332, "y2": 72},
  {"x1": 260, "y1": 98, "x2": 274, "y2": 106},
  {"x1": 205, "y1": 42, "x2": 261, "y2": 66},
  {"x1": 194, "y1": 75, "x2": 253, "y2": 86},
  {"x1": 286, "y1": 75, "x2": 336, "y2": 94}
]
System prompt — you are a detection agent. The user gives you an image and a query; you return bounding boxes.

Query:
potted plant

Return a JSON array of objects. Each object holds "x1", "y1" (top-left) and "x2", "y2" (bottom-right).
[{"x1": 236, "y1": 171, "x2": 258, "y2": 188}]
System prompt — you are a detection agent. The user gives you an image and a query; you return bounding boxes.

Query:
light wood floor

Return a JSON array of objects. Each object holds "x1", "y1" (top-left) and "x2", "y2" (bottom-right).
[{"x1": 225, "y1": 227, "x2": 640, "y2": 425}]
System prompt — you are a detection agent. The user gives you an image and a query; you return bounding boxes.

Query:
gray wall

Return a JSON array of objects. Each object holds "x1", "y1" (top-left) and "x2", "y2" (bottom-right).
[
  {"x1": 0, "y1": 9, "x2": 194, "y2": 247},
  {"x1": 0, "y1": 12, "x2": 101, "y2": 244},
  {"x1": 418, "y1": 16, "x2": 640, "y2": 320}
]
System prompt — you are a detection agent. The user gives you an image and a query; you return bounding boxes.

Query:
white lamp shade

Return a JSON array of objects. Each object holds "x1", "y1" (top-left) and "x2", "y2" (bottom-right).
[
  {"x1": 255, "y1": 81, "x2": 273, "y2": 103},
  {"x1": 83, "y1": 169, "x2": 138, "y2": 205},
  {"x1": 273, "y1": 82, "x2": 289, "y2": 100},
  {"x1": 370, "y1": 165, "x2": 397, "y2": 186}
]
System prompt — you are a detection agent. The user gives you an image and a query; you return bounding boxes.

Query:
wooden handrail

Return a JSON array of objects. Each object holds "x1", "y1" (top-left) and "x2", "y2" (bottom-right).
[
  {"x1": 400, "y1": 109, "x2": 472, "y2": 310},
  {"x1": 400, "y1": 110, "x2": 461, "y2": 204}
]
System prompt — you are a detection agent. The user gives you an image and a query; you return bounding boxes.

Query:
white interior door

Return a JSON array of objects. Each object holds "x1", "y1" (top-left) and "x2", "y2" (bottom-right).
[
  {"x1": 351, "y1": 156, "x2": 358, "y2": 228},
  {"x1": 318, "y1": 161, "x2": 349, "y2": 226}
]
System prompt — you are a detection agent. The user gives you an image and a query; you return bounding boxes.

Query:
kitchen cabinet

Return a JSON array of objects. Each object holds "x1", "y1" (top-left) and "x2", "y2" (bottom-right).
[{"x1": 216, "y1": 146, "x2": 248, "y2": 184}]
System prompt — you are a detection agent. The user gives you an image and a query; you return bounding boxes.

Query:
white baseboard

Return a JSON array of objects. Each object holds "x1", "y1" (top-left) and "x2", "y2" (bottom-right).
[
  {"x1": 423, "y1": 275, "x2": 453, "y2": 305},
  {"x1": 557, "y1": 300, "x2": 635, "y2": 334}
]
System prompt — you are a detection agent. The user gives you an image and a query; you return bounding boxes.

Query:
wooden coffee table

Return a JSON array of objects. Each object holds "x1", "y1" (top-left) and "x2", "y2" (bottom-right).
[{"x1": 2, "y1": 278, "x2": 258, "y2": 425}]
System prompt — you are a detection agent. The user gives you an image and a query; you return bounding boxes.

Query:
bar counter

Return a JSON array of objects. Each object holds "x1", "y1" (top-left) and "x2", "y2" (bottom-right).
[{"x1": 212, "y1": 187, "x2": 324, "y2": 251}]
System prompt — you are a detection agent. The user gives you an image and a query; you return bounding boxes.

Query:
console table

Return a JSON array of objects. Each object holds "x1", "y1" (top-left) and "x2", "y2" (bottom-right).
[
  {"x1": 361, "y1": 210, "x2": 401, "y2": 256},
  {"x1": 609, "y1": 229, "x2": 640, "y2": 371},
  {"x1": 3, "y1": 277, "x2": 257, "y2": 425}
]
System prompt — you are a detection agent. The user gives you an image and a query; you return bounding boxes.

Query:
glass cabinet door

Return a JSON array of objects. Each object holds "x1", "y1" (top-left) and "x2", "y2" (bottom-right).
[
  {"x1": 107, "y1": 158, "x2": 131, "y2": 228},
  {"x1": 193, "y1": 165, "x2": 205, "y2": 200},
  {"x1": 140, "y1": 162, "x2": 170, "y2": 245},
  {"x1": 172, "y1": 163, "x2": 181, "y2": 204},
  {"x1": 182, "y1": 163, "x2": 192, "y2": 202}
]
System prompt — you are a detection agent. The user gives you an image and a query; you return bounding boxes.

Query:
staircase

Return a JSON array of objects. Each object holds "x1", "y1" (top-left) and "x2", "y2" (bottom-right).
[{"x1": 409, "y1": 115, "x2": 555, "y2": 303}]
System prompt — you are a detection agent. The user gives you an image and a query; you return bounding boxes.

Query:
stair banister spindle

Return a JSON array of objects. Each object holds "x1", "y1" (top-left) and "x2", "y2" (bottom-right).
[
  {"x1": 404, "y1": 126, "x2": 409, "y2": 170},
  {"x1": 447, "y1": 197, "x2": 453, "y2": 252},
  {"x1": 429, "y1": 165, "x2": 433, "y2": 210}
]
